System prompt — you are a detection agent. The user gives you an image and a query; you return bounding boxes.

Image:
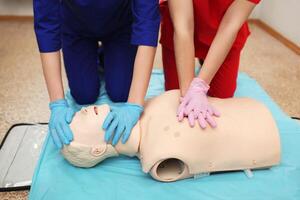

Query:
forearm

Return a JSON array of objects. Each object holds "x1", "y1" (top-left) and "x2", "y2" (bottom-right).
[
  {"x1": 173, "y1": 30, "x2": 195, "y2": 96},
  {"x1": 127, "y1": 46, "x2": 156, "y2": 106},
  {"x1": 199, "y1": 24, "x2": 238, "y2": 84},
  {"x1": 169, "y1": 0, "x2": 195, "y2": 96},
  {"x1": 199, "y1": 0, "x2": 256, "y2": 84},
  {"x1": 40, "y1": 51, "x2": 65, "y2": 102}
]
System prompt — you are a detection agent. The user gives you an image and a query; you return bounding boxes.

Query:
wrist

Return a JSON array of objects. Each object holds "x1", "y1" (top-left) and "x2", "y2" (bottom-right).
[
  {"x1": 49, "y1": 98, "x2": 67, "y2": 110},
  {"x1": 190, "y1": 77, "x2": 210, "y2": 93},
  {"x1": 127, "y1": 97, "x2": 144, "y2": 107},
  {"x1": 125, "y1": 103, "x2": 144, "y2": 116},
  {"x1": 180, "y1": 77, "x2": 194, "y2": 96},
  {"x1": 50, "y1": 95, "x2": 65, "y2": 103},
  {"x1": 197, "y1": 69, "x2": 212, "y2": 85},
  {"x1": 126, "y1": 102, "x2": 144, "y2": 109}
]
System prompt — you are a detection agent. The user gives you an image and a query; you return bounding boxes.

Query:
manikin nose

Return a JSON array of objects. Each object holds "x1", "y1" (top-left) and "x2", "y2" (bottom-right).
[
  {"x1": 82, "y1": 108, "x2": 88, "y2": 114},
  {"x1": 94, "y1": 106, "x2": 98, "y2": 115}
]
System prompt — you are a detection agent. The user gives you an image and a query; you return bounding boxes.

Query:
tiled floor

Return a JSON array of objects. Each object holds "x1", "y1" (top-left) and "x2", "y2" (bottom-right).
[{"x1": 0, "y1": 19, "x2": 299, "y2": 199}]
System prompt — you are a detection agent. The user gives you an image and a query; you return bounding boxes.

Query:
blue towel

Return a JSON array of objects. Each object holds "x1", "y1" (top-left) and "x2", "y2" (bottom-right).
[{"x1": 29, "y1": 71, "x2": 300, "y2": 200}]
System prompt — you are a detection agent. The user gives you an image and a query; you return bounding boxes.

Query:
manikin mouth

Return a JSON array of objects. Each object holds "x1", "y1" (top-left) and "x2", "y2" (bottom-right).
[{"x1": 94, "y1": 106, "x2": 98, "y2": 115}]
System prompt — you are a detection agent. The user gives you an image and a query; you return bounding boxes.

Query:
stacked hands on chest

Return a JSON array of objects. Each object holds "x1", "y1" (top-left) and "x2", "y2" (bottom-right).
[{"x1": 177, "y1": 78, "x2": 220, "y2": 129}]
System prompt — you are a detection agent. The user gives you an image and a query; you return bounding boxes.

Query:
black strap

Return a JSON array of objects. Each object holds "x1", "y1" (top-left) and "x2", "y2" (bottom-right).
[{"x1": 291, "y1": 117, "x2": 300, "y2": 121}]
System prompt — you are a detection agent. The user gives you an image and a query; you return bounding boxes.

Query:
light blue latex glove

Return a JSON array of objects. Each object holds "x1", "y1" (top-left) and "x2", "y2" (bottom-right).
[
  {"x1": 49, "y1": 99, "x2": 75, "y2": 149},
  {"x1": 102, "y1": 103, "x2": 144, "y2": 146}
]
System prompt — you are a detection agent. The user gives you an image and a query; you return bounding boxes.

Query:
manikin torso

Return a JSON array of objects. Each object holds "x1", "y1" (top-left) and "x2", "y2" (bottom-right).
[{"x1": 61, "y1": 90, "x2": 281, "y2": 182}]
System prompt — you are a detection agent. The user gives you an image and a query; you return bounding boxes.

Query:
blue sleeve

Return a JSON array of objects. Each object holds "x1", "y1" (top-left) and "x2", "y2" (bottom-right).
[
  {"x1": 131, "y1": 0, "x2": 160, "y2": 47},
  {"x1": 33, "y1": 0, "x2": 61, "y2": 53}
]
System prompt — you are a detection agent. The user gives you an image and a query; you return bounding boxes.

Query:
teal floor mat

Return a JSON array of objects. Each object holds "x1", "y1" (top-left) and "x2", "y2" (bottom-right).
[{"x1": 29, "y1": 71, "x2": 300, "y2": 200}]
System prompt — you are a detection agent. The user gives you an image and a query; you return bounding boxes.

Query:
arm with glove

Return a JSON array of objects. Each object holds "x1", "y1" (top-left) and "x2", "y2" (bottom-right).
[
  {"x1": 102, "y1": 0, "x2": 160, "y2": 145},
  {"x1": 177, "y1": 0, "x2": 257, "y2": 128},
  {"x1": 34, "y1": 0, "x2": 75, "y2": 148}
]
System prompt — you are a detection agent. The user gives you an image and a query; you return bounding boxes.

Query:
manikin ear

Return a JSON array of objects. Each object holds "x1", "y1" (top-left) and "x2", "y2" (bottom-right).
[{"x1": 89, "y1": 144, "x2": 107, "y2": 157}]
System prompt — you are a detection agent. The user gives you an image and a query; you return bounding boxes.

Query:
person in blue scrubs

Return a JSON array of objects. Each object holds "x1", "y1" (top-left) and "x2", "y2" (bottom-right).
[{"x1": 33, "y1": 0, "x2": 160, "y2": 148}]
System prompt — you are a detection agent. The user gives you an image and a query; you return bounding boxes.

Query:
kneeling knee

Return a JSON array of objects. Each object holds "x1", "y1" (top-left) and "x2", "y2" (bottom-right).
[
  {"x1": 106, "y1": 85, "x2": 129, "y2": 102},
  {"x1": 71, "y1": 88, "x2": 99, "y2": 105},
  {"x1": 107, "y1": 91, "x2": 128, "y2": 102}
]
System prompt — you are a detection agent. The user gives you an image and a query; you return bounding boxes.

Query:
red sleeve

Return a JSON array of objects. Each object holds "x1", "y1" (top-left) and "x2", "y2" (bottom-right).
[{"x1": 248, "y1": 0, "x2": 261, "y2": 4}]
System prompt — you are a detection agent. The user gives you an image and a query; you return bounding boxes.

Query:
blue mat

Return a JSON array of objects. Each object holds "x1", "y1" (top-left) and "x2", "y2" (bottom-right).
[{"x1": 29, "y1": 70, "x2": 300, "y2": 200}]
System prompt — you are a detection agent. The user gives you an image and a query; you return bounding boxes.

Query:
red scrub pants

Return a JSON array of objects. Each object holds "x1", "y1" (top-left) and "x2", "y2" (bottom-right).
[{"x1": 162, "y1": 45, "x2": 241, "y2": 98}]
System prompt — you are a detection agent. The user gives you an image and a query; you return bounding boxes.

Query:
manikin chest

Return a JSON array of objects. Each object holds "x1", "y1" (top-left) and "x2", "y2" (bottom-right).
[{"x1": 139, "y1": 90, "x2": 280, "y2": 182}]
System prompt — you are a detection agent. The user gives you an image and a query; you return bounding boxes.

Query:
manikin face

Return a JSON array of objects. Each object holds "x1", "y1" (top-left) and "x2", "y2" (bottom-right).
[
  {"x1": 61, "y1": 105, "x2": 119, "y2": 168},
  {"x1": 70, "y1": 105, "x2": 109, "y2": 146}
]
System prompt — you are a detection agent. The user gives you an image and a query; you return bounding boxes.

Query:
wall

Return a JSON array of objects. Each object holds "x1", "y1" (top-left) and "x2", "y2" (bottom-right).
[
  {"x1": 251, "y1": 0, "x2": 300, "y2": 46},
  {"x1": 0, "y1": 0, "x2": 32, "y2": 16},
  {"x1": 0, "y1": 0, "x2": 300, "y2": 46}
]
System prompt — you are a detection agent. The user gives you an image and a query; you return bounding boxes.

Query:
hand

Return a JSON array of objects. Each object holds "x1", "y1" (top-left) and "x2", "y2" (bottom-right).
[
  {"x1": 49, "y1": 99, "x2": 75, "y2": 148},
  {"x1": 177, "y1": 78, "x2": 220, "y2": 128},
  {"x1": 102, "y1": 103, "x2": 144, "y2": 146}
]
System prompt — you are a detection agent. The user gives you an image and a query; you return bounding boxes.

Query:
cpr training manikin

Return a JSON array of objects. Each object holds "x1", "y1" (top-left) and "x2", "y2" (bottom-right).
[{"x1": 61, "y1": 90, "x2": 281, "y2": 182}]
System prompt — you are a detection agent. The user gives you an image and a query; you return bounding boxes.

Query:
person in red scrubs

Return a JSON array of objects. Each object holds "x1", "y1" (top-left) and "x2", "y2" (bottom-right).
[{"x1": 160, "y1": 0, "x2": 260, "y2": 128}]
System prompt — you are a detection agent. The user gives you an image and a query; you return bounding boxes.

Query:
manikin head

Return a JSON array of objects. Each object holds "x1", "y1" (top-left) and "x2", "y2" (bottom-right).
[{"x1": 61, "y1": 104, "x2": 140, "y2": 168}]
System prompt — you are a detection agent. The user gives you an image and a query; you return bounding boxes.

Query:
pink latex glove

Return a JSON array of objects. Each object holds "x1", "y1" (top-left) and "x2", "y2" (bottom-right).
[{"x1": 177, "y1": 77, "x2": 220, "y2": 128}]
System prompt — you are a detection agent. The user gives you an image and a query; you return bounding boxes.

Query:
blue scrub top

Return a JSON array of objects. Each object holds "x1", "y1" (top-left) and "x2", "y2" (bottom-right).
[{"x1": 33, "y1": 0, "x2": 160, "y2": 53}]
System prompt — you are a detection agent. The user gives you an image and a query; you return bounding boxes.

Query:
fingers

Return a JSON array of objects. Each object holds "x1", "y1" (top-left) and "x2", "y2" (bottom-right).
[
  {"x1": 178, "y1": 106, "x2": 219, "y2": 129},
  {"x1": 211, "y1": 106, "x2": 221, "y2": 117},
  {"x1": 122, "y1": 126, "x2": 132, "y2": 144},
  {"x1": 177, "y1": 106, "x2": 185, "y2": 122},
  {"x1": 177, "y1": 97, "x2": 190, "y2": 122},
  {"x1": 180, "y1": 96, "x2": 189, "y2": 107},
  {"x1": 178, "y1": 96, "x2": 220, "y2": 129},
  {"x1": 65, "y1": 108, "x2": 75, "y2": 123},
  {"x1": 62, "y1": 123, "x2": 73, "y2": 141},
  {"x1": 188, "y1": 111, "x2": 195, "y2": 127},
  {"x1": 206, "y1": 105, "x2": 219, "y2": 128},
  {"x1": 184, "y1": 103, "x2": 195, "y2": 116},
  {"x1": 207, "y1": 107, "x2": 213, "y2": 116},
  {"x1": 102, "y1": 112, "x2": 114, "y2": 130},
  {"x1": 104, "y1": 117, "x2": 118, "y2": 142},
  {"x1": 50, "y1": 128, "x2": 63, "y2": 149},
  {"x1": 57, "y1": 124, "x2": 70, "y2": 145},
  {"x1": 112, "y1": 124, "x2": 125, "y2": 146},
  {"x1": 205, "y1": 113, "x2": 217, "y2": 128},
  {"x1": 197, "y1": 113, "x2": 207, "y2": 129}
]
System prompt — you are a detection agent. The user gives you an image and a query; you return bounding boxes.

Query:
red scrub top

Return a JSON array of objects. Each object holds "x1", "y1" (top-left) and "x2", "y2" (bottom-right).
[{"x1": 160, "y1": 0, "x2": 261, "y2": 58}]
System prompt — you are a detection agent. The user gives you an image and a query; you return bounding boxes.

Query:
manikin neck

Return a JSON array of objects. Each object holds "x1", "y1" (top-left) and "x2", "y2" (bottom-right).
[{"x1": 113, "y1": 121, "x2": 141, "y2": 157}]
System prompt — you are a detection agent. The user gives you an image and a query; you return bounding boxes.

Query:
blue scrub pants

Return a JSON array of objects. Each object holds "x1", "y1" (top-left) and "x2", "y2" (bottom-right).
[{"x1": 62, "y1": 25, "x2": 137, "y2": 105}]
